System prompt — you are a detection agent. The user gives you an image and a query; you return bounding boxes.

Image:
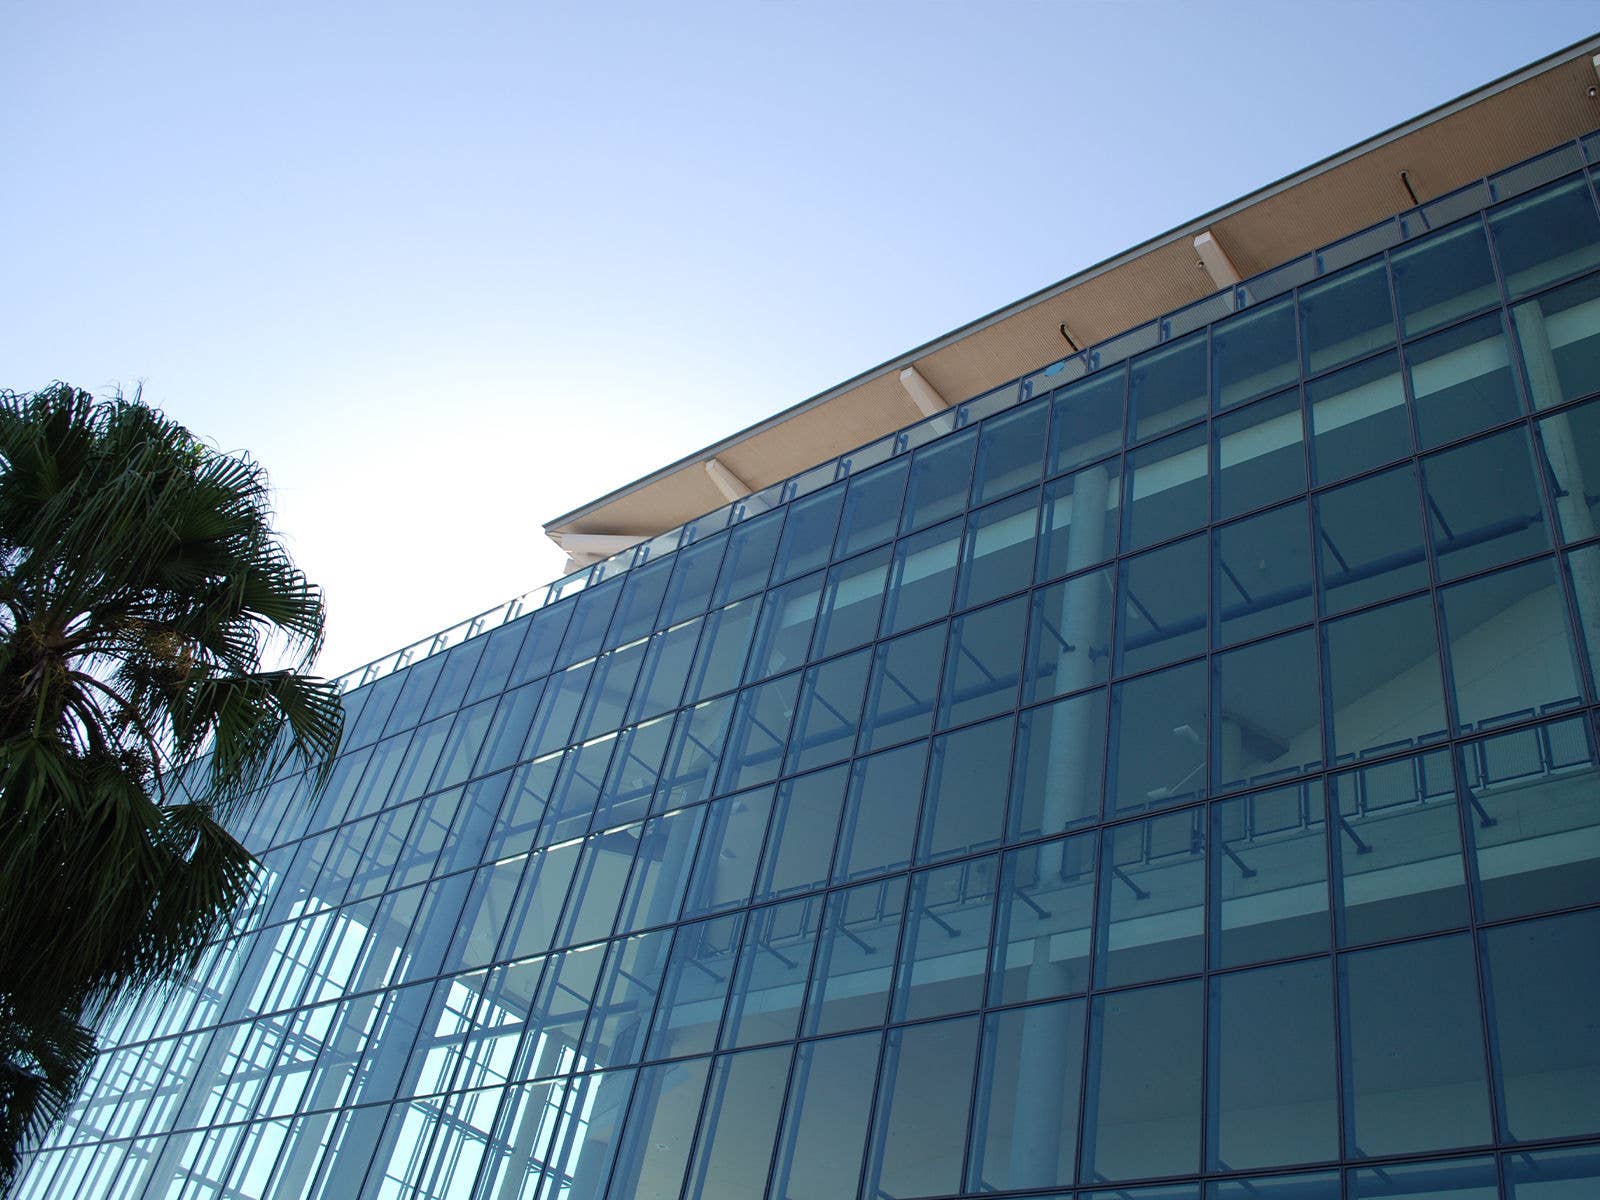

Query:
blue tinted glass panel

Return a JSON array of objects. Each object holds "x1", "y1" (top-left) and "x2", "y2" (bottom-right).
[
  {"x1": 556, "y1": 576, "x2": 623, "y2": 667},
  {"x1": 1098, "y1": 807, "x2": 1206, "y2": 987},
  {"x1": 682, "y1": 1045, "x2": 792, "y2": 1200},
  {"x1": 1023, "y1": 569, "x2": 1114, "y2": 705},
  {"x1": 865, "y1": 1016, "x2": 978, "y2": 1200},
  {"x1": 1108, "y1": 658, "x2": 1207, "y2": 816},
  {"x1": 1391, "y1": 217, "x2": 1500, "y2": 337},
  {"x1": 646, "y1": 911, "x2": 743, "y2": 1061},
  {"x1": 722, "y1": 898, "x2": 821, "y2": 1049},
  {"x1": 1315, "y1": 464, "x2": 1429, "y2": 615},
  {"x1": 1215, "y1": 387, "x2": 1306, "y2": 521},
  {"x1": 973, "y1": 400, "x2": 1047, "y2": 504},
  {"x1": 955, "y1": 488, "x2": 1039, "y2": 610},
  {"x1": 756, "y1": 765, "x2": 847, "y2": 901},
  {"x1": 920, "y1": 716, "x2": 1011, "y2": 863},
  {"x1": 712, "y1": 508, "x2": 784, "y2": 606},
  {"x1": 786, "y1": 649, "x2": 870, "y2": 775},
  {"x1": 804, "y1": 875, "x2": 905, "y2": 1036},
  {"x1": 1050, "y1": 368, "x2": 1126, "y2": 476},
  {"x1": 1406, "y1": 312, "x2": 1523, "y2": 449},
  {"x1": 1514, "y1": 271, "x2": 1600, "y2": 410},
  {"x1": 1423, "y1": 427, "x2": 1550, "y2": 582},
  {"x1": 1300, "y1": 258, "x2": 1395, "y2": 375},
  {"x1": 1039, "y1": 457, "x2": 1121, "y2": 581},
  {"x1": 1331, "y1": 746, "x2": 1466, "y2": 944},
  {"x1": 1307, "y1": 350, "x2": 1411, "y2": 485},
  {"x1": 1125, "y1": 423, "x2": 1208, "y2": 550},
  {"x1": 901, "y1": 427, "x2": 977, "y2": 534},
  {"x1": 1489, "y1": 175, "x2": 1600, "y2": 297},
  {"x1": 1213, "y1": 295, "x2": 1299, "y2": 411},
  {"x1": 743, "y1": 572, "x2": 823, "y2": 683},
  {"x1": 833, "y1": 741, "x2": 927, "y2": 881},
  {"x1": 859, "y1": 623, "x2": 945, "y2": 753},
  {"x1": 1539, "y1": 396, "x2": 1600, "y2": 542},
  {"x1": 682, "y1": 785, "x2": 775, "y2": 918},
  {"x1": 658, "y1": 530, "x2": 728, "y2": 628},
  {"x1": 770, "y1": 481, "x2": 845, "y2": 585},
  {"x1": 812, "y1": 544, "x2": 891, "y2": 659},
  {"x1": 1010, "y1": 688, "x2": 1108, "y2": 838},
  {"x1": 1324, "y1": 594, "x2": 1447, "y2": 761},
  {"x1": 1340, "y1": 934, "x2": 1491, "y2": 1157},
  {"x1": 1350, "y1": 1155, "x2": 1498, "y2": 1198},
  {"x1": 1083, "y1": 979, "x2": 1202, "y2": 1182},
  {"x1": 1211, "y1": 782, "x2": 1328, "y2": 969},
  {"x1": 717, "y1": 673, "x2": 800, "y2": 794},
  {"x1": 1482, "y1": 908, "x2": 1600, "y2": 1142},
  {"x1": 940, "y1": 597, "x2": 1025, "y2": 728},
  {"x1": 881, "y1": 517, "x2": 960, "y2": 636},
  {"x1": 1213, "y1": 628, "x2": 1323, "y2": 790},
  {"x1": 1129, "y1": 330, "x2": 1207, "y2": 442},
  {"x1": 685, "y1": 600, "x2": 756, "y2": 703},
  {"x1": 834, "y1": 456, "x2": 910, "y2": 558},
  {"x1": 892, "y1": 856, "x2": 995, "y2": 1020},
  {"x1": 770, "y1": 1031, "x2": 879, "y2": 1200},
  {"x1": 606, "y1": 556, "x2": 673, "y2": 650},
  {"x1": 1215, "y1": 502, "x2": 1314, "y2": 647},
  {"x1": 967, "y1": 998, "x2": 1085, "y2": 1193},
  {"x1": 1118, "y1": 533, "x2": 1207, "y2": 674}
]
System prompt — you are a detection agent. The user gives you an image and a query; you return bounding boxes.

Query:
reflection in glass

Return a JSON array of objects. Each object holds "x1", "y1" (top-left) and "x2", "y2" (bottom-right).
[
  {"x1": 1323, "y1": 594, "x2": 1447, "y2": 762},
  {"x1": 1125, "y1": 423, "x2": 1208, "y2": 550},
  {"x1": 1038, "y1": 458, "x2": 1120, "y2": 581},
  {"x1": 1211, "y1": 784, "x2": 1328, "y2": 968},
  {"x1": 990, "y1": 833, "x2": 1096, "y2": 1004},
  {"x1": 967, "y1": 998, "x2": 1085, "y2": 1192},
  {"x1": 865, "y1": 1016, "x2": 978, "y2": 1200},
  {"x1": 771, "y1": 1031, "x2": 880, "y2": 1200},
  {"x1": 893, "y1": 857, "x2": 996, "y2": 1020},
  {"x1": 1422, "y1": 426, "x2": 1549, "y2": 583},
  {"x1": 1097, "y1": 808, "x2": 1205, "y2": 987},
  {"x1": 1214, "y1": 387, "x2": 1305, "y2": 520},
  {"x1": 1308, "y1": 351, "x2": 1410, "y2": 485},
  {"x1": 1406, "y1": 311, "x2": 1522, "y2": 449},
  {"x1": 1340, "y1": 934, "x2": 1491, "y2": 1157},
  {"x1": 1391, "y1": 216, "x2": 1500, "y2": 337},
  {"x1": 1213, "y1": 629, "x2": 1322, "y2": 790}
]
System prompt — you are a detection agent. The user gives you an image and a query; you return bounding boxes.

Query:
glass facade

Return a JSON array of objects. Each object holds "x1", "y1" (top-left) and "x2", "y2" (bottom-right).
[{"x1": 19, "y1": 143, "x2": 1600, "y2": 1200}]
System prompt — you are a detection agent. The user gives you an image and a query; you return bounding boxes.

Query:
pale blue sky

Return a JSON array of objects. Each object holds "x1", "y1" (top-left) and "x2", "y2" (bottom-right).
[{"x1": 4, "y1": 1, "x2": 1598, "y2": 673}]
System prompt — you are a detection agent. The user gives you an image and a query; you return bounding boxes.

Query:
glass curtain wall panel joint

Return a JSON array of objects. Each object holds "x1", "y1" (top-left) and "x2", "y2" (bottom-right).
[{"x1": 22, "y1": 130, "x2": 1600, "y2": 1200}]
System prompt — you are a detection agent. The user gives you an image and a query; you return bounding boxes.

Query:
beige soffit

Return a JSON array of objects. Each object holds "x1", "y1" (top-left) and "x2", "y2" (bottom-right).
[{"x1": 546, "y1": 36, "x2": 1600, "y2": 545}]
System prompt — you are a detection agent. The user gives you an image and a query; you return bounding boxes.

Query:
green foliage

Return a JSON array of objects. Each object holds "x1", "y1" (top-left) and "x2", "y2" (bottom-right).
[{"x1": 0, "y1": 384, "x2": 343, "y2": 1189}]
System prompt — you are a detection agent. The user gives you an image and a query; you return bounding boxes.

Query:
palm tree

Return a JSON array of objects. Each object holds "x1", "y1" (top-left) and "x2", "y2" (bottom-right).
[{"x1": 0, "y1": 384, "x2": 343, "y2": 1188}]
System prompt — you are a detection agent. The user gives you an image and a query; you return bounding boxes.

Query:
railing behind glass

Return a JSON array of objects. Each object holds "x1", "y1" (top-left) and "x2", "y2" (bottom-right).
[{"x1": 332, "y1": 132, "x2": 1600, "y2": 696}]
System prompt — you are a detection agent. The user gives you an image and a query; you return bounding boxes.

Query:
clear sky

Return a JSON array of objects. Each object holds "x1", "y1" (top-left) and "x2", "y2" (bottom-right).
[{"x1": 5, "y1": 1, "x2": 1599, "y2": 676}]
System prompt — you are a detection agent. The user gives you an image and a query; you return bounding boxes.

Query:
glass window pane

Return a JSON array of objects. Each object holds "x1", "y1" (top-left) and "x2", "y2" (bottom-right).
[
  {"x1": 581, "y1": 928, "x2": 672, "y2": 1068},
  {"x1": 421, "y1": 638, "x2": 488, "y2": 721},
  {"x1": 967, "y1": 998, "x2": 1085, "y2": 1193},
  {"x1": 1125, "y1": 423, "x2": 1209, "y2": 550},
  {"x1": 1505, "y1": 1140, "x2": 1600, "y2": 1198},
  {"x1": 834, "y1": 455, "x2": 910, "y2": 558},
  {"x1": 786, "y1": 649, "x2": 870, "y2": 775},
  {"x1": 1215, "y1": 387, "x2": 1306, "y2": 521},
  {"x1": 743, "y1": 572, "x2": 824, "y2": 683},
  {"x1": 1569, "y1": 544, "x2": 1600, "y2": 684},
  {"x1": 463, "y1": 618, "x2": 533, "y2": 705},
  {"x1": 833, "y1": 741, "x2": 928, "y2": 881},
  {"x1": 1460, "y1": 714, "x2": 1600, "y2": 920},
  {"x1": 1308, "y1": 350, "x2": 1411, "y2": 485},
  {"x1": 721, "y1": 897, "x2": 820, "y2": 1050},
  {"x1": 901, "y1": 427, "x2": 977, "y2": 534},
  {"x1": 685, "y1": 600, "x2": 757, "y2": 703},
  {"x1": 757, "y1": 764, "x2": 847, "y2": 901},
  {"x1": 1340, "y1": 934, "x2": 1491, "y2": 1157},
  {"x1": 1350, "y1": 1155, "x2": 1499, "y2": 1198},
  {"x1": 920, "y1": 716, "x2": 1011, "y2": 863},
  {"x1": 1023, "y1": 568, "x2": 1115, "y2": 705},
  {"x1": 771, "y1": 481, "x2": 846, "y2": 585},
  {"x1": 559, "y1": 825, "x2": 640, "y2": 946},
  {"x1": 1331, "y1": 746, "x2": 1466, "y2": 944},
  {"x1": 1482, "y1": 907, "x2": 1600, "y2": 1141},
  {"x1": 1209, "y1": 1172, "x2": 1341, "y2": 1200},
  {"x1": 1039, "y1": 457, "x2": 1121, "y2": 581},
  {"x1": 524, "y1": 660, "x2": 592, "y2": 760},
  {"x1": 1214, "y1": 628, "x2": 1323, "y2": 790},
  {"x1": 940, "y1": 596, "x2": 1025, "y2": 728},
  {"x1": 1130, "y1": 330, "x2": 1208, "y2": 442},
  {"x1": 1300, "y1": 258, "x2": 1395, "y2": 375},
  {"x1": 1406, "y1": 311, "x2": 1523, "y2": 449},
  {"x1": 1082, "y1": 979, "x2": 1203, "y2": 1182},
  {"x1": 1315, "y1": 464, "x2": 1429, "y2": 615},
  {"x1": 1391, "y1": 217, "x2": 1500, "y2": 337},
  {"x1": 1489, "y1": 174, "x2": 1600, "y2": 297},
  {"x1": 804, "y1": 875, "x2": 905, "y2": 1036},
  {"x1": 682, "y1": 785, "x2": 775, "y2": 918},
  {"x1": 717, "y1": 673, "x2": 801, "y2": 794},
  {"x1": 682, "y1": 1045, "x2": 792, "y2": 1200},
  {"x1": 574, "y1": 641, "x2": 645, "y2": 741},
  {"x1": 595, "y1": 717, "x2": 671, "y2": 830},
  {"x1": 607, "y1": 1057, "x2": 710, "y2": 1200},
  {"x1": 770, "y1": 1031, "x2": 880, "y2": 1200},
  {"x1": 881, "y1": 517, "x2": 960, "y2": 637},
  {"x1": 973, "y1": 400, "x2": 1047, "y2": 504},
  {"x1": 658, "y1": 529, "x2": 728, "y2": 629},
  {"x1": 955, "y1": 488, "x2": 1039, "y2": 610},
  {"x1": 711, "y1": 508, "x2": 783, "y2": 606},
  {"x1": 1210, "y1": 958, "x2": 1337, "y2": 1171},
  {"x1": 1211, "y1": 782, "x2": 1328, "y2": 969},
  {"x1": 1118, "y1": 533, "x2": 1207, "y2": 674},
  {"x1": 893, "y1": 857, "x2": 996, "y2": 1020},
  {"x1": 859, "y1": 624, "x2": 945, "y2": 754},
  {"x1": 542, "y1": 737, "x2": 613, "y2": 844},
  {"x1": 1050, "y1": 368, "x2": 1127, "y2": 476},
  {"x1": 1539, "y1": 396, "x2": 1600, "y2": 542},
  {"x1": 544, "y1": 1068, "x2": 636, "y2": 1198},
  {"x1": 656, "y1": 694, "x2": 736, "y2": 819},
  {"x1": 627, "y1": 617, "x2": 701, "y2": 723},
  {"x1": 1010, "y1": 688, "x2": 1108, "y2": 838},
  {"x1": 1098, "y1": 808, "x2": 1206, "y2": 987},
  {"x1": 615, "y1": 805, "x2": 705, "y2": 935},
  {"x1": 865, "y1": 1016, "x2": 979, "y2": 1200},
  {"x1": 1213, "y1": 295, "x2": 1299, "y2": 411},
  {"x1": 1514, "y1": 270, "x2": 1600, "y2": 410},
  {"x1": 1108, "y1": 658, "x2": 1207, "y2": 816},
  {"x1": 507, "y1": 599, "x2": 575, "y2": 690},
  {"x1": 646, "y1": 912, "x2": 743, "y2": 1061},
  {"x1": 1423, "y1": 427, "x2": 1550, "y2": 582},
  {"x1": 1215, "y1": 502, "x2": 1314, "y2": 647},
  {"x1": 1324, "y1": 594, "x2": 1447, "y2": 762},
  {"x1": 1441, "y1": 558, "x2": 1581, "y2": 733},
  {"x1": 811, "y1": 545, "x2": 890, "y2": 659},
  {"x1": 557, "y1": 576, "x2": 624, "y2": 667},
  {"x1": 607, "y1": 556, "x2": 673, "y2": 650}
]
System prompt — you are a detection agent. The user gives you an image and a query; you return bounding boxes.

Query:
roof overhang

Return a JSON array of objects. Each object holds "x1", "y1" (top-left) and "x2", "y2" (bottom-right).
[{"x1": 545, "y1": 35, "x2": 1600, "y2": 551}]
